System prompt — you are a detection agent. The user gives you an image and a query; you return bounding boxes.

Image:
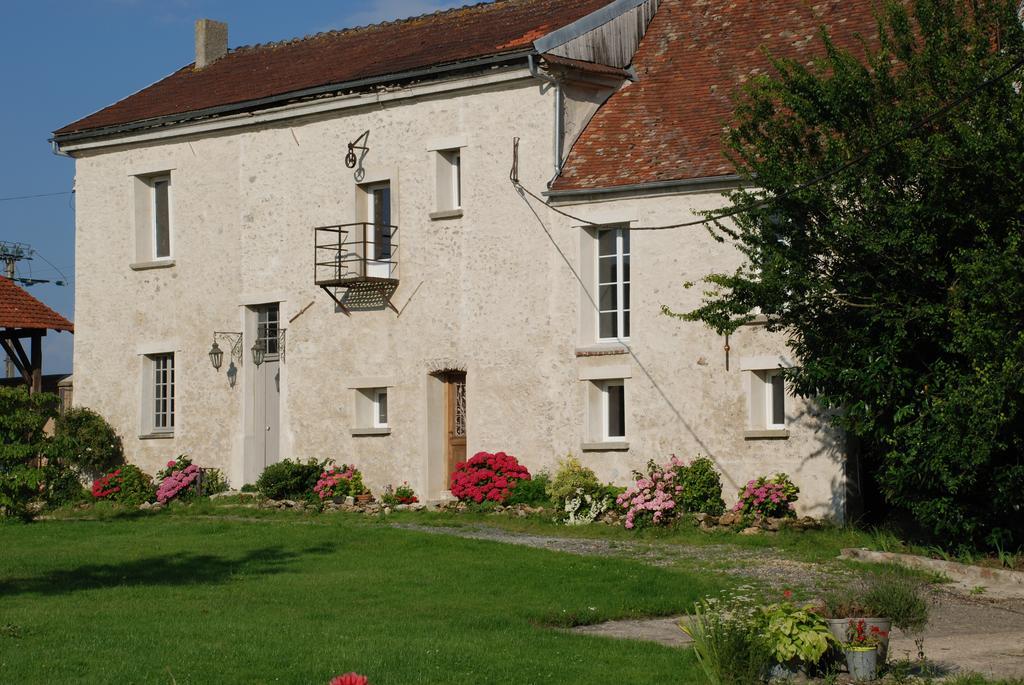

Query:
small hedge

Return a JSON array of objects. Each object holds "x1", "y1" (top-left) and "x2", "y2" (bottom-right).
[{"x1": 256, "y1": 459, "x2": 326, "y2": 500}]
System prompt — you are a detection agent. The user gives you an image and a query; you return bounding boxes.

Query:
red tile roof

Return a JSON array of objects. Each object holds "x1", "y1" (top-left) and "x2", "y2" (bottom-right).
[
  {"x1": 54, "y1": 0, "x2": 610, "y2": 136},
  {"x1": 0, "y1": 277, "x2": 74, "y2": 333},
  {"x1": 552, "y1": 0, "x2": 879, "y2": 191}
]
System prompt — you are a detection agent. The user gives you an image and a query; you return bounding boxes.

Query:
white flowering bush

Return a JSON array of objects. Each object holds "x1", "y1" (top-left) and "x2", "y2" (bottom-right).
[
  {"x1": 682, "y1": 586, "x2": 773, "y2": 685},
  {"x1": 562, "y1": 488, "x2": 609, "y2": 525}
]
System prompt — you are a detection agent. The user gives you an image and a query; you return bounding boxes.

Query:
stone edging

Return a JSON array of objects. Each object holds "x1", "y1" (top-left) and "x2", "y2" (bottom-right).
[{"x1": 839, "y1": 548, "x2": 1024, "y2": 600}]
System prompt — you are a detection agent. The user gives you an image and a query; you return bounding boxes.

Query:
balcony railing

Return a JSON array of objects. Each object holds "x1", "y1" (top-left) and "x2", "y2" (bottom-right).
[{"x1": 314, "y1": 222, "x2": 400, "y2": 287}]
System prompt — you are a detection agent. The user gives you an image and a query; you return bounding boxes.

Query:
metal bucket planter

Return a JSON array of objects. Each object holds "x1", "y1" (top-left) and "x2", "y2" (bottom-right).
[
  {"x1": 845, "y1": 646, "x2": 878, "y2": 682},
  {"x1": 827, "y1": 618, "x2": 891, "y2": 664}
]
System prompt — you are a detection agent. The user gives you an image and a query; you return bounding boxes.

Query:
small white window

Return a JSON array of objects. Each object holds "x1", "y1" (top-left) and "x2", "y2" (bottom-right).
[
  {"x1": 764, "y1": 370, "x2": 786, "y2": 429},
  {"x1": 602, "y1": 380, "x2": 626, "y2": 439},
  {"x1": 597, "y1": 227, "x2": 630, "y2": 341},
  {"x1": 433, "y1": 149, "x2": 463, "y2": 216},
  {"x1": 151, "y1": 175, "x2": 172, "y2": 259},
  {"x1": 352, "y1": 385, "x2": 391, "y2": 435},
  {"x1": 740, "y1": 357, "x2": 792, "y2": 439},
  {"x1": 373, "y1": 388, "x2": 388, "y2": 428}
]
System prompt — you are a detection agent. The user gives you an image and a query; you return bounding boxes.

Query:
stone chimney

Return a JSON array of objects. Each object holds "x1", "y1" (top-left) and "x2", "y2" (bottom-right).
[{"x1": 195, "y1": 19, "x2": 228, "y2": 69}]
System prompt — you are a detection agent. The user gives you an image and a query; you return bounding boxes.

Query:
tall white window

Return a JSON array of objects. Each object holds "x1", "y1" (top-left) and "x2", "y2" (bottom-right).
[
  {"x1": 152, "y1": 353, "x2": 175, "y2": 432},
  {"x1": 151, "y1": 175, "x2": 172, "y2": 259},
  {"x1": 257, "y1": 304, "x2": 280, "y2": 358},
  {"x1": 373, "y1": 388, "x2": 389, "y2": 428},
  {"x1": 597, "y1": 227, "x2": 630, "y2": 341},
  {"x1": 434, "y1": 149, "x2": 462, "y2": 214},
  {"x1": 764, "y1": 370, "x2": 786, "y2": 429},
  {"x1": 602, "y1": 380, "x2": 626, "y2": 440}
]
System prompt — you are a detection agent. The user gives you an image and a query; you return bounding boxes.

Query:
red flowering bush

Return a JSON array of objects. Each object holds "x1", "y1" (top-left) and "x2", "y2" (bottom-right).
[
  {"x1": 90, "y1": 464, "x2": 154, "y2": 506},
  {"x1": 449, "y1": 451, "x2": 530, "y2": 503},
  {"x1": 329, "y1": 674, "x2": 368, "y2": 685}
]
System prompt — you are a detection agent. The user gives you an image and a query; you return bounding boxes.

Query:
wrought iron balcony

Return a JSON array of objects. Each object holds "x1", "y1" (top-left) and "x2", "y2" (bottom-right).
[{"x1": 315, "y1": 223, "x2": 399, "y2": 310}]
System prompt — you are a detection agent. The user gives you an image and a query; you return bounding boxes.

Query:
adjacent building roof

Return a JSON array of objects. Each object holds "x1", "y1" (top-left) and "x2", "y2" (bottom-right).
[
  {"x1": 54, "y1": 0, "x2": 609, "y2": 137},
  {"x1": 551, "y1": 0, "x2": 879, "y2": 191},
  {"x1": 0, "y1": 277, "x2": 74, "y2": 332}
]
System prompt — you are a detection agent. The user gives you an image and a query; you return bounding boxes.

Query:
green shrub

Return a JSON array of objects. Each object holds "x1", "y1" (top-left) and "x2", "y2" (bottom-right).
[
  {"x1": 0, "y1": 387, "x2": 59, "y2": 520},
  {"x1": 240, "y1": 483, "x2": 258, "y2": 493},
  {"x1": 505, "y1": 472, "x2": 551, "y2": 505},
  {"x1": 255, "y1": 459, "x2": 325, "y2": 500},
  {"x1": 53, "y1": 407, "x2": 124, "y2": 475},
  {"x1": 43, "y1": 462, "x2": 87, "y2": 507},
  {"x1": 683, "y1": 589, "x2": 773, "y2": 685},
  {"x1": 199, "y1": 468, "x2": 229, "y2": 496},
  {"x1": 546, "y1": 456, "x2": 601, "y2": 503},
  {"x1": 863, "y1": 573, "x2": 929, "y2": 633},
  {"x1": 679, "y1": 456, "x2": 725, "y2": 516}
]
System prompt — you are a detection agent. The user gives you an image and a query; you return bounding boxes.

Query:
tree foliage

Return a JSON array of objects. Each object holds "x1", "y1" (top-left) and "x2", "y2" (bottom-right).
[
  {"x1": 673, "y1": 0, "x2": 1024, "y2": 547},
  {"x1": 0, "y1": 387, "x2": 59, "y2": 520}
]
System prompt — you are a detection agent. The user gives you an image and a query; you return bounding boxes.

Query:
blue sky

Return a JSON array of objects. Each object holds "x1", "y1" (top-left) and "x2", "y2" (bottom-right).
[{"x1": 0, "y1": 0, "x2": 468, "y2": 376}]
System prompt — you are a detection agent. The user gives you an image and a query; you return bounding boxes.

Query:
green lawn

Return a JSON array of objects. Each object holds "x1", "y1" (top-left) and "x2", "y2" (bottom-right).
[{"x1": 0, "y1": 510, "x2": 729, "y2": 684}]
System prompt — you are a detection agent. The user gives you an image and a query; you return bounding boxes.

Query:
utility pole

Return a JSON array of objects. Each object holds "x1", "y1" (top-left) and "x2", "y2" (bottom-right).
[{"x1": 1, "y1": 242, "x2": 34, "y2": 378}]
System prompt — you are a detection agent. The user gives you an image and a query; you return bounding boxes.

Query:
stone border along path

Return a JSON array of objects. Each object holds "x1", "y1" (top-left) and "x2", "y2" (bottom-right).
[{"x1": 392, "y1": 523, "x2": 1024, "y2": 680}]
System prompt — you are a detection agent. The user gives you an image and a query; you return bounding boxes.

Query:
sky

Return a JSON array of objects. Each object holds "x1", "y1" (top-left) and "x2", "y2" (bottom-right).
[{"x1": 0, "y1": 0, "x2": 469, "y2": 377}]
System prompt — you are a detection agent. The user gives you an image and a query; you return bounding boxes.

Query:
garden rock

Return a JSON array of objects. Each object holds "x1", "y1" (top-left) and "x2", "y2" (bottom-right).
[
  {"x1": 395, "y1": 504, "x2": 409, "y2": 511},
  {"x1": 138, "y1": 502, "x2": 152, "y2": 510},
  {"x1": 740, "y1": 526, "x2": 761, "y2": 535},
  {"x1": 718, "y1": 511, "x2": 742, "y2": 526}
]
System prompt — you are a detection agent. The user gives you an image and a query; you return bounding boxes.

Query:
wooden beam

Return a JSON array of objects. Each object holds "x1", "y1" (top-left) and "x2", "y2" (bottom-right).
[
  {"x1": 30, "y1": 332, "x2": 42, "y2": 395},
  {"x1": 0, "y1": 338, "x2": 30, "y2": 385}
]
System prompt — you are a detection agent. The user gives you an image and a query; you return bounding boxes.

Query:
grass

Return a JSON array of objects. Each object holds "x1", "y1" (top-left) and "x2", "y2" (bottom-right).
[{"x1": 1, "y1": 509, "x2": 729, "y2": 684}]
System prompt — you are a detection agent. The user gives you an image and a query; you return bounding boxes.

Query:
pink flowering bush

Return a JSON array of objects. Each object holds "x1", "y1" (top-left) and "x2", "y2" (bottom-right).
[
  {"x1": 615, "y1": 458, "x2": 687, "y2": 529},
  {"x1": 313, "y1": 464, "x2": 365, "y2": 500},
  {"x1": 156, "y1": 455, "x2": 201, "y2": 504},
  {"x1": 732, "y1": 473, "x2": 799, "y2": 523},
  {"x1": 449, "y1": 451, "x2": 530, "y2": 504}
]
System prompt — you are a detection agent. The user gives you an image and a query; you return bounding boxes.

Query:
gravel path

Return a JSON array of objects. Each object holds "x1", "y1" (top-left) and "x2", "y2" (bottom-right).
[{"x1": 392, "y1": 523, "x2": 847, "y2": 593}]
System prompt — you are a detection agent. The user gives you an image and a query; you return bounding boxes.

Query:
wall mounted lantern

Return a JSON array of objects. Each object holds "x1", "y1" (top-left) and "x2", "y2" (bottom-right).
[
  {"x1": 209, "y1": 332, "x2": 243, "y2": 370},
  {"x1": 251, "y1": 338, "x2": 267, "y2": 367}
]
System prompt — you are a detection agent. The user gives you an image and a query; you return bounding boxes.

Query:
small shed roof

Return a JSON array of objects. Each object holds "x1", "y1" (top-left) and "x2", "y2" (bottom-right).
[{"x1": 0, "y1": 276, "x2": 74, "y2": 333}]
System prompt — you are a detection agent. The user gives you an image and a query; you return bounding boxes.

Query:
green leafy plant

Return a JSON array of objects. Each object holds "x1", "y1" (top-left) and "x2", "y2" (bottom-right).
[
  {"x1": 52, "y1": 407, "x2": 124, "y2": 475},
  {"x1": 0, "y1": 387, "x2": 58, "y2": 520},
  {"x1": 862, "y1": 573, "x2": 929, "y2": 634},
  {"x1": 42, "y1": 462, "x2": 87, "y2": 507},
  {"x1": 682, "y1": 587, "x2": 773, "y2": 685},
  {"x1": 199, "y1": 468, "x2": 229, "y2": 496},
  {"x1": 545, "y1": 456, "x2": 601, "y2": 504},
  {"x1": 678, "y1": 456, "x2": 726, "y2": 516},
  {"x1": 255, "y1": 459, "x2": 325, "y2": 500},
  {"x1": 505, "y1": 472, "x2": 551, "y2": 506},
  {"x1": 762, "y1": 599, "x2": 837, "y2": 666}
]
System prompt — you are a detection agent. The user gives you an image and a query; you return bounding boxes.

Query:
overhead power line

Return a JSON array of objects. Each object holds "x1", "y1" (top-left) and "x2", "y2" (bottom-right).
[{"x1": 0, "y1": 191, "x2": 73, "y2": 203}]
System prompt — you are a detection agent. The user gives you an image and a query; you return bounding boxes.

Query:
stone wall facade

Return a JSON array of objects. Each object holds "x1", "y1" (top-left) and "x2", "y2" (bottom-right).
[{"x1": 69, "y1": 67, "x2": 852, "y2": 520}]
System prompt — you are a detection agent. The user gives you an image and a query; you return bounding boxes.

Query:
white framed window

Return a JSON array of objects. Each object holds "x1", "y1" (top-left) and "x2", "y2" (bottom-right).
[
  {"x1": 601, "y1": 380, "x2": 626, "y2": 440},
  {"x1": 256, "y1": 304, "x2": 280, "y2": 359},
  {"x1": 350, "y1": 384, "x2": 392, "y2": 435},
  {"x1": 373, "y1": 388, "x2": 389, "y2": 428},
  {"x1": 597, "y1": 227, "x2": 630, "y2": 341},
  {"x1": 740, "y1": 356, "x2": 793, "y2": 438},
  {"x1": 432, "y1": 148, "x2": 463, "y2": 216},
  {"x1": 151, "y1": 174, "x2": 172, "y2": 259},
  {"x1": 131, "y1": 171, "x2": 175, "y2": 268},
  {"x1": 764, "y1": 369, "x2": 786, "y2": 429},
  {"x1": 143, "y1": 352, "x2": 175, "y2": 436}
]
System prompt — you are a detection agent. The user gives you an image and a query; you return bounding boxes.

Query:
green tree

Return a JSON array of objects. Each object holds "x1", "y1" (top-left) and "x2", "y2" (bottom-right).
[
  {"x1": 0, "y1": 387, "x2": 59, "y2": 520},
  {"x1": 672, "y1": 0, "x2": 1024, "y2": 547}
]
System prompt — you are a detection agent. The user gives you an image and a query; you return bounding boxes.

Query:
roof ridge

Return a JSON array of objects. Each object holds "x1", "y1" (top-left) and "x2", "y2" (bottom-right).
[{"x1": 232, "y1": 0, "x2": 516, "y2": 54}]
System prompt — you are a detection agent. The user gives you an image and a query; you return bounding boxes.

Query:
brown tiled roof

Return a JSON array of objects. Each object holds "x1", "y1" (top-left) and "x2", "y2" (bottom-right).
[
  {"x1": 54, "y1": 0, "x2": 610, "y2": 136},
  {"x1": 552, "y1": 0, "x2": 879, "y2": 191},
  {"x1": 0, "y1": 277, "x2": 74, "y2": 332}
]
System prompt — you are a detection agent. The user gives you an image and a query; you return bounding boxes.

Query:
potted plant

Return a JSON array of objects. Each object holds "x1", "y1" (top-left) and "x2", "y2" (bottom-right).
[
  {"x1": 762, "y1": 594, "x2": 837, "y2": 678},
  {"x1": 393, "y1": 482, "x2": 418, "y2": 504},
  {"x1": 844, "y1": 618, "x2": 887, "y2": 681},
  {"x1": 821, "y1": 587, "x2": 888, "y2": 663},
  {"x1": 350, "y1": 471, "x2": 372, "y2": 504}
]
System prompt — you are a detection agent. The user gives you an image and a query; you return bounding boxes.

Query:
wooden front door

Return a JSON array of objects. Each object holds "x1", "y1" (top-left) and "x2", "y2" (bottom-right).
[{"x1": 443, "y1": 372, "x2": 467, "y2": 480}]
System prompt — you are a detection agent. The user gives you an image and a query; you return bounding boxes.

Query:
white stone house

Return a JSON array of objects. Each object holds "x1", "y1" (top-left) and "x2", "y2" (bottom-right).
[{"x1": 53, "y1": 0, "x2": 876, "y2": 519}]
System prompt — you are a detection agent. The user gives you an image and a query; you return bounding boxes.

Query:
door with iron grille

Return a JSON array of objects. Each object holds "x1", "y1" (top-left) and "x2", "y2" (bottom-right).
[{"x1": 443, "y1": 371, "x2": 467, "y2": 480}]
